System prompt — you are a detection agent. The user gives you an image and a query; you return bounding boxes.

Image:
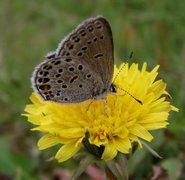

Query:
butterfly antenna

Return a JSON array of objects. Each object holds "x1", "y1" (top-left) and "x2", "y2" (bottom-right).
[
  {"x1": 112, "y1": 51, "x2": 142, "y2": 105},
  {"x1": 117, "y1": 86, "x2": 143, "y2": 105},
  {"x1": 112, "y1": 51, "x2": 133, "y2": 83}
]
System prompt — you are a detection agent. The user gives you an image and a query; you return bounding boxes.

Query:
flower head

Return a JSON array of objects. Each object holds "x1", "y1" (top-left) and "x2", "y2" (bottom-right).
[{"x1": 24, "y1": 63, "x2": 178, "y2": 162}]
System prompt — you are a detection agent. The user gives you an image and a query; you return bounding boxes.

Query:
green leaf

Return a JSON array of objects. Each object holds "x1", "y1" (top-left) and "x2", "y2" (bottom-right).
[
  {"x1": 128, "y1": 149, "x2": 146, "y2": 171},
  {"x1": 0, "y1": 138, "x2": 37, "y2": 178},
  {"x1": 12, "y1": 154, "x2": 37, "y2": 174},
  {"x1": 160, "y1": 158, "x2": 182, "y2": 180}
]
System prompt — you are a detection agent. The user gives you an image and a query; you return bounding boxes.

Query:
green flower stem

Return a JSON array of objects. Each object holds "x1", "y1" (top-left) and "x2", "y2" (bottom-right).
[
  {"x1": 72, "y1": 154, "x2": 95, "y2": 179},
  {"x1": 116, "y1": 153, "x2": 129, "y2": 180},
  {"x1": 106, "y1": 160, "x2": 127, "y2": 180}
]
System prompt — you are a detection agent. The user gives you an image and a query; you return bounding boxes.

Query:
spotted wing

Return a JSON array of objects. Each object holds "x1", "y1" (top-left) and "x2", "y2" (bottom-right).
[
  {"x1": 32, "y1": 56, "x2": 104, "y2": 103},
  {"x1": 51, "y1": 16, "x2": 114, "y2": 88}
]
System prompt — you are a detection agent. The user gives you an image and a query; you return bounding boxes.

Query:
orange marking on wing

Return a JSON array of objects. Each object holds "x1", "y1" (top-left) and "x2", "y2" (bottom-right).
[{"x1": 44, "y1": 85, "x2": 50, "y2": 91}]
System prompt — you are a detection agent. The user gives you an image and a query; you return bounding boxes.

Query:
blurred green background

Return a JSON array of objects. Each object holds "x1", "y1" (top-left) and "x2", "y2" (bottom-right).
[{"x1": 0, "y1": 0, "x2": 184, "y2": 179}]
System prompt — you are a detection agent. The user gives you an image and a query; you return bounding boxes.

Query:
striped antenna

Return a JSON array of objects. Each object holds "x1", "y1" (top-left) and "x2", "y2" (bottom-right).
[
  {"x1": 116, "y1": 86, "x2": 143, "y2": 105},
  {"x1": 112, "y1": 51, "x2": 133, "y2": 83},
  {"x1": 113, "y1": 52, "x2": 143, "y2": 105}
]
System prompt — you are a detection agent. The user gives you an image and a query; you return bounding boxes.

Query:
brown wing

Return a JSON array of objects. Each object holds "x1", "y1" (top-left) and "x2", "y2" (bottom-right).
[
  {"x1": 55, "y1": 16, "x2": 114, "y2": 87},
  {"x1": 32, "y1": 56, "x2": 104, "y2": 103}
]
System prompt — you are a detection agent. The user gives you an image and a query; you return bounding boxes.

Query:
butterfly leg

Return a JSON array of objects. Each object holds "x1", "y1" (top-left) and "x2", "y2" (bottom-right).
[
  {"x1": 111, "y1": 92, "x2": 126, "y2": 97},
  {"x1": 86, "y1": 100, "x2": 94, "y2": 112}
]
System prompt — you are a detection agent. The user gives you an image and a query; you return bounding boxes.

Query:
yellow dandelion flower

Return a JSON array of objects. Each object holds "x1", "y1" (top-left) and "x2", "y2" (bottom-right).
[{"x1": 23, "y1": 62, "x2": 178, "y2": 162}]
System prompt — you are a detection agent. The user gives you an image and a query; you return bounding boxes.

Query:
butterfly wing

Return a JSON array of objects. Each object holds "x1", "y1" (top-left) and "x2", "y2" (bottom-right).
[
  {"x1": 32, "y1": 57, "x2": 105, "y2": 103},
  {"x1": 32, "y1": 16, "x2": 114, "y2": 103},
  {"x1": 54, "y1": 16, "x2": 114, "y2": 88}
]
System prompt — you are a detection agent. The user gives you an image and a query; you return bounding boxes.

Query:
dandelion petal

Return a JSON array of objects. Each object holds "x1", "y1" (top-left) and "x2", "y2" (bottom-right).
[
  {"x1": 56, "y1": 143, "x2": 81, "y2": 162},
  {"x1": 102, "y1": 143, "x2": 117, "y2": 161},
  {"x1": 129, "y1": 124, "x2": 153, "y2": 141},
  {"x1": 113, "y1": 138, "x2": 131, "y2": 153},
  {"x1": 38, "y1": 134, "x2": 61, "y2": 150}
]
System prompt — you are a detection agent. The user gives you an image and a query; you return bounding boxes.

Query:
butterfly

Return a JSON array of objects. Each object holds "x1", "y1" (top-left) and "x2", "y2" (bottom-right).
[{"x1": 31, "y1": 16, "x2": 116, "y2": 103}]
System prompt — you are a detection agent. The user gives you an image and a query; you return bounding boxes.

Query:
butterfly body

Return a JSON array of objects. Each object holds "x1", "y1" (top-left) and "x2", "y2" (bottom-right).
[{"x1": 32, "y1": 16, "x2": 115, "y2": 103}]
